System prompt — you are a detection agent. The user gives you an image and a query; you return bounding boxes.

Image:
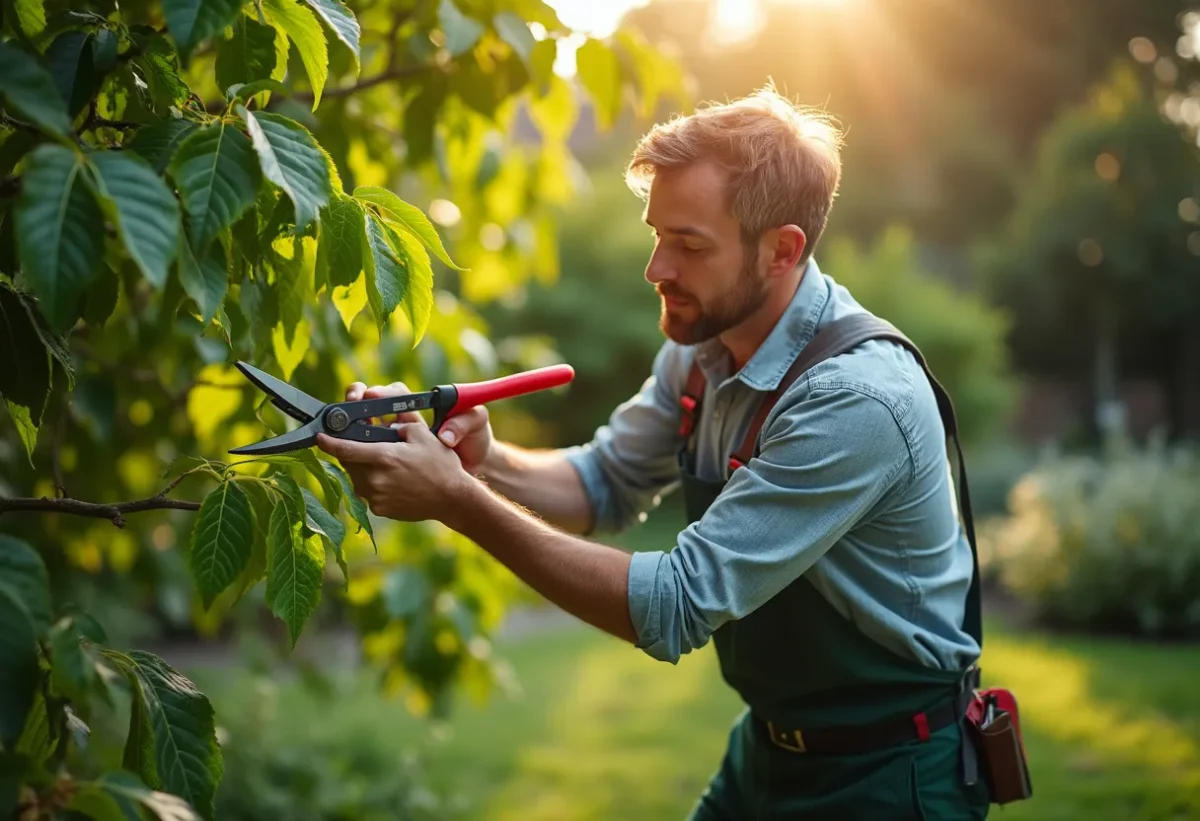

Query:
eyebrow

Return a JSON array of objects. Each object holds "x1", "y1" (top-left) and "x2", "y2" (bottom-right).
[{"x1": 644, "y1": 219, "x2": 715, "y2": 242}]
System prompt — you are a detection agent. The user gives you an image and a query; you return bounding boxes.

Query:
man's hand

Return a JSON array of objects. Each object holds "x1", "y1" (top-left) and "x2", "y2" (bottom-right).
[
  {"x1": 315, "y1": 422, "x2": 472, "y2": 523},
  {"x1": 344, "y1": 380, "x2": 495, "y2": 475}
]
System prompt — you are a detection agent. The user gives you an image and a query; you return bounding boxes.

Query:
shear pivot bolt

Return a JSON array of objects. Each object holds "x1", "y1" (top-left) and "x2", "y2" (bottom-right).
[{"x1": 326, "y1": 407, "x2": 350, "y2": 432}]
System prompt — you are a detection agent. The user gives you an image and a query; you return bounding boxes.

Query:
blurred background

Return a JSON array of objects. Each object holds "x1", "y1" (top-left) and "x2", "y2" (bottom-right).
[{"x1": 4, "y1": 0, "x2": 1200, "y2": 818}]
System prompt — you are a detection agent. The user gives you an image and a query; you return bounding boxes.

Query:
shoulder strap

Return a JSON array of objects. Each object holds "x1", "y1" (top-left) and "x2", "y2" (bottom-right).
[{"x1": 729, "y1": 313, "x2": 983, "y2": 648}]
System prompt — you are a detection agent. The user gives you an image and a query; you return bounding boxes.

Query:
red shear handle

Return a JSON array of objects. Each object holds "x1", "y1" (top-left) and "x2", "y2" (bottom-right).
[{"x1": 448, "y1": 364, "x2": 575, "y2": 417}]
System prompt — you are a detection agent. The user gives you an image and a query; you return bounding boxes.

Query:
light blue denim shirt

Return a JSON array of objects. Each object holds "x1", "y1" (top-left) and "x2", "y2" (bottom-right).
[{"x1": 561, "y1": 260, "x2": 980, "y2": 671}]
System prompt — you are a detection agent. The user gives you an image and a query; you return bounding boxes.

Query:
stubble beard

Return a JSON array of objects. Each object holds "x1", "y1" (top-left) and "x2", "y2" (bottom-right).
[{"x1": 658, "y1": 250, "x2": 769, "y2": 346}]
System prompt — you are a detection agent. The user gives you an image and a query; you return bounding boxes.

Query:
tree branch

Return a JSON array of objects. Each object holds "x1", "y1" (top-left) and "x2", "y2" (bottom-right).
[
  {"x1": 298, "y1": 64, "x2": 434, "y2": 102},
  {"x1": 0, "y1": 487, "x2": 202, "y2": 528}
]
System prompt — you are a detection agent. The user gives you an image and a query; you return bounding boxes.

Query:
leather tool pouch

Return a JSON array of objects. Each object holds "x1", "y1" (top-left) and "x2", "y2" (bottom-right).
[{"x1": 967, "y1": 688, "x2": 1033, "y2": 804}]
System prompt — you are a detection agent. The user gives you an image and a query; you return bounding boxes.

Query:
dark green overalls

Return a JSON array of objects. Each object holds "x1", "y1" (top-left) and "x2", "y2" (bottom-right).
[{"x1": 680, "y1": 315, "x2": 992, "y2": 820}]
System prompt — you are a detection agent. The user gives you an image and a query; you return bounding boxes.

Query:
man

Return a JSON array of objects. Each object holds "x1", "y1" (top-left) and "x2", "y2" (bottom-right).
[{"x1": 318, "y1": 87, "x2": 991, "y2": 819}]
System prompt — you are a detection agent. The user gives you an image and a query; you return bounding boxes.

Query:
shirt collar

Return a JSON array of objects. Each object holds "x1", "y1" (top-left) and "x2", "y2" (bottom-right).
[{"x1": 694, "y1": 258, "x2": 831, "y2": 392}]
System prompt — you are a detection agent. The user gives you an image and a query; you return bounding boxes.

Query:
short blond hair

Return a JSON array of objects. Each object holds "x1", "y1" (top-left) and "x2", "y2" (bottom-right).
[{"x1": 625, "y1": 85, "x2": 844, "y2": 259}]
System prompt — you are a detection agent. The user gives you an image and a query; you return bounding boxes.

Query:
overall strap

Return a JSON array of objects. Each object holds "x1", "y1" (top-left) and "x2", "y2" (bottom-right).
[{"x1": 727, "y1": 313, "x2": 983, "y2": 648}]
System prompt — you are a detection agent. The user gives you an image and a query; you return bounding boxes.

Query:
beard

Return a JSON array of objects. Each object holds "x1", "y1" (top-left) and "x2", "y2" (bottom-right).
[{"x1": 657, "y1": 251, "x2": 769, "y2": 345}]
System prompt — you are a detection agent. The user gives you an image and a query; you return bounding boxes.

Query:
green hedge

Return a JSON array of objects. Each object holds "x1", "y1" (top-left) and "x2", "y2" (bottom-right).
[{"x1": 987, "y1": 437, "x2": 1200, "y2": 638}]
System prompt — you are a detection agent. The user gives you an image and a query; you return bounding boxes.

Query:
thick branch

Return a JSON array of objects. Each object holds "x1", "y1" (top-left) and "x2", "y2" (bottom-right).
[{"x1": 0, "y1": 472, "x2": 202, "y2": 528}]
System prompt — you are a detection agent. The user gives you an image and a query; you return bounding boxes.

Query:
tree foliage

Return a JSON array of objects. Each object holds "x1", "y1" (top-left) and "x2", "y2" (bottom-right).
[{"x1": 0, "y1": 0, "x2": 685, "y2": 813}]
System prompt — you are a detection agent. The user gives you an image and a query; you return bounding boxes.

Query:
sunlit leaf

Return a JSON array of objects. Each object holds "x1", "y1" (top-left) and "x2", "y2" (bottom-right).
[
  {"x1": 529, "y1": 73, "x2": 577, "y2": 143},
  {"x1": 239, "y1": 108, "x2": 331, "y2": 234},
  {"x1": 438, "y1": 0, "x2": 483, "y2": 56},
  {"x1": 354, "y1": 186, "x2": 465, "y2": 271},
  {"x1": 271, "y1": 316, "x2": 308, "y2": 380},
  {"x1": 262, "y1": 0, "x2": 328, "y2": 109},
  {"x1": 89, "y1": 151, "x2": 181, "y2": 289},
  {"x1": 10, "y1": 0, "x2": 45, "y2": 38},
  {"x1": 575, "y1": 37, "x2": 620, "y2": 131},
  {"x1": 169, "y1": 120, "x2": 261, "y2": 253},
  {"x1": 163, "y1": 0, "x2": 243, "y2": 62},
  {"x1": 302, "y1": 0, "x2": 359, "y2": 69},
  {"x1": 190, "y1": 480, "x2": 254, "y2": 609},
  {"x1": 383, "y1": 222, "x2": 433, "y2": 345},
  {"x1": 331, "y1": 271, "x2": 367, "y2": 331},
  {"x1": 5, "y1": 399, "x2": 37, "y2": 461},
  {"x1": 14, "y1": 144, "x2": 105, "y2": 333},
  {"x1": 133, "y1": 35, "x2": 190, "y2": 114}
]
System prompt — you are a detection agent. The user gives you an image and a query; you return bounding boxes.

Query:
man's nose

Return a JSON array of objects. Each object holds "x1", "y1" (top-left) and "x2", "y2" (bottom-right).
[{"x1": 644, "y1": 248, "x2": 676, "y2": 285}]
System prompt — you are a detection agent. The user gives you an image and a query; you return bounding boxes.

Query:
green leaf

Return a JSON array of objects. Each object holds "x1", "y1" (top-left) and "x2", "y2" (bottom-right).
[
  {"x1": 43, "y1": 30, "x2": 99, "y2": 118},
  {"x1": 0, "y1": 584, "x2": 39, "y2": 750},
  {"x1": 321, "y1": 459, "x2": 375, "y2": 550},
  {"x1": 232, "y1": 479, "x2": 272, "y2": 599},
  {"x1": 262, "y1": 0, "x2": 328, "y2": 109},
  {"x1": 162, "y1": 0, "x2": 243, "y2": 62},
  {"x1": 0, "y1": 41, "x2": 70, "y2": 137},
  {"x1": 301, "y1": 0, "x2": 359, "y2": 68},
  {"x1": 82, "y1": 266, "x2": 120, "y2": 328},
  {"x1": 265, "y1": 495, "x2": 324, "y2": 647},
  {"x1": 226, "y1": 78, "x2": 290, "y2": 103},
  {"x1": 16, "y1": 689, "x2": 57, "y2": 771},
  {"x1": 438, "y1": 0, "x2": 483, "y2": 56},
  {"x1": 106, "y1": 650, "x2": 222, "y2": 821},
  {"x1": 49, "y1": 618, "x2": 95, "y2": 704},
  {"x1": 127, "y1": 119, "x2": 199, "y2": 175},
  {"x1": 14, "y1": 144, "x2": 105, "y2": 333},
  {"x1": 382, "y1": 221, "x2": 433, "y2": 344},
  {"x1": 315, "y1": 194, "x2": 365, "y2": 289},
  {"x1": 493, "y1": 11, "x2": 533, "y2": 61},
  {"x1": 10, "y1": 0, "x2": 46, "y2": 38},
  {"x1": 190, "y1": 480, "x2": 255, "y2": 610},
  {"x1": 292, "y1": 449, "x2": 343, "y2": 510},
  {"x1": 132, "y1": 35, "x2": 190, "y2": 114},
  {"x1": 239, "y1": 108, "x2": 331, "y2": 235},
  {"x1": 0, "y1": 536, "x2": 52, "y2": 638},
  {"x1": 383, "y1": 567, "x2": 431, "y2": 618},
  {"x1": 575, "y1": 37, "x2": 620, "y2": 131},
  {"x1": 88, "y1": 151, "x2": 181, "y2": 289},
  {"x1": 529, "y1": 72, "x2": 577, "y2": 142},
  {"x1": 353, "y1": 186, "x2": 465, "y2": 271},
  {"x1": 68, "y1": 771, "x2": 201, "y2": 821},
  {"x1": 361, "y1": 211, "x2": 408, "y2": 331},
  {"x1": 178, "y1": 235, "x2": 228, "y2": 323},
  {"x1": 0, "y1": 282, "x2": 52, "y2": 432},
  {"x1": 5, "y1": 400, "x2": 37, "y2": 461},
  {"x1": 215, "y1": 15, "x2": 278, "y2": 93},
  {"x1": 170, "y1": 120, "x2": 262, "y2": 252},
  {"x1": 300, "y1": 487, "x2": 346, "y2": 585}
]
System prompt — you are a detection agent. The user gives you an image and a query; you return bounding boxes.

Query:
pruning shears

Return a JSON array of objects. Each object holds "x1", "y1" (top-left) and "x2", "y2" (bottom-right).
[{"x1": 228, "y1": 360, "x2": 575, "y2": 455}]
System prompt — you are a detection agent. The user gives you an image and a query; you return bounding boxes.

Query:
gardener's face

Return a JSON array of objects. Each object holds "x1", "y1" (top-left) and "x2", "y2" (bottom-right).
[{"x1": 642, "y1": 161, "x2": 769, "y2": 345}]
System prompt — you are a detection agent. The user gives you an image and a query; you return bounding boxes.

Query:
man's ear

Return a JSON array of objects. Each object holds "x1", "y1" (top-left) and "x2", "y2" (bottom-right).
[{"x1": 763, "y1": 225, "x2": 807, "y2": 277}]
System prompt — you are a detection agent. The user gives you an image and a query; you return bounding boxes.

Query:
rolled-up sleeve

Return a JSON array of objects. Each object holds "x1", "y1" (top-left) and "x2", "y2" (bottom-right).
[
  {"x1": 627, "y1": 385, "x2": 913, "y2": 663},
  {"x1": 559, "y1": 343, "x2": 688, "y2": 534}
]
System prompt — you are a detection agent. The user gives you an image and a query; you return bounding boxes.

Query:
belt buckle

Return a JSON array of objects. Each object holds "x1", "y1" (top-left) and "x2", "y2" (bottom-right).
[{"x1": 767, "y1": 721, "x2": 807, "y2": 753}]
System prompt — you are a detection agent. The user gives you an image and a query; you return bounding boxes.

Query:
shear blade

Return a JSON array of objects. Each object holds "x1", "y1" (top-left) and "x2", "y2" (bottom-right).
[
  {"x1": 235, "y1": 360, "x2": 326, "y2": 423},
  {"x1": 229, "y1": 418, "x2": 322, "y2": 455}
]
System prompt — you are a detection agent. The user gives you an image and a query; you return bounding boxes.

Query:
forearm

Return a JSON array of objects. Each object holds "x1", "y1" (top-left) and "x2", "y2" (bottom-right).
[
  {"x1": 475, "y1": 441, "x2": 595, "y2": 534},
  {"x1": 445, "y1": 476, "x2": 638, "y2": 645}
]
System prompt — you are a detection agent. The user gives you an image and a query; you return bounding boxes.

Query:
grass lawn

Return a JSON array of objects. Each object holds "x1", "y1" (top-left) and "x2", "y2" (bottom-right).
[
  {"x1": 197, "y1": 614, "x2": 1200, "y2": 821},
  {"x1": 192, "y1": 501, "x2": 1200, "y2": 819}
]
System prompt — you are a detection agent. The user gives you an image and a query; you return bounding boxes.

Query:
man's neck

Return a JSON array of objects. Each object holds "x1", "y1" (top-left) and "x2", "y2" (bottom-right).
[{"x1": 720, "y1": 265, "x2": 805, "y2": 371}]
